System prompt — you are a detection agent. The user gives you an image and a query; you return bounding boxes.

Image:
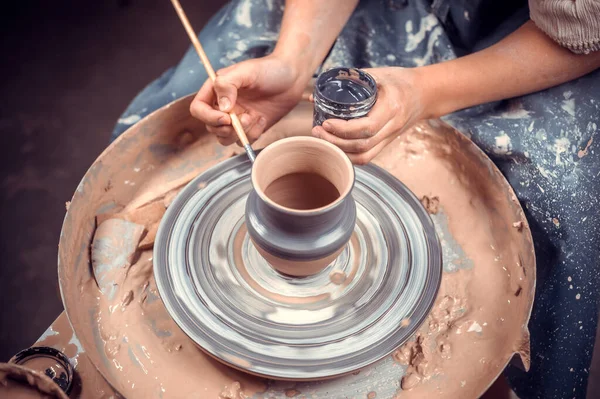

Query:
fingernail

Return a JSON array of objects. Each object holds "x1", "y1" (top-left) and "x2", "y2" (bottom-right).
[
  {"x1": 217, "y1": 116, "x2": 228, "y2": 125},
  {"x1": 241, "y1": 114, "x2": 251, "y2": 127},
  {"x1": 323, "y1": 121, "x2": 332, "y2": 131},
  {"x1": 219, "y1": 97, "x2": 231, "y2": 111},
  {"x1": 257, "y1": 117, "x2": 266, "y2": 127}
]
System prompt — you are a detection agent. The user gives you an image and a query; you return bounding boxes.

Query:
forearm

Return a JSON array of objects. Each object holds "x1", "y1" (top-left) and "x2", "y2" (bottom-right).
[
  {"x1": 272, "y1": 0, "x2": 359, "y2": 84},
  {"x1": 418, "y1": 21, "x2": 600, "y2": 118}
]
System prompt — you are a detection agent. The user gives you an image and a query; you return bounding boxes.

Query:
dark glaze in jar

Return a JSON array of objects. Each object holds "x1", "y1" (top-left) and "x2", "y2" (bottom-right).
[{"x1": 313, "y1": 67, "x2": 378, "y2": 126}]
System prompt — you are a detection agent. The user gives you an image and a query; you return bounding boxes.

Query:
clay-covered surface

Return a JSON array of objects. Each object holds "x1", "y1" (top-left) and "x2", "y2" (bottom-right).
[{"x1": 58, "y1": 96, "x2": 535, "y2": 398}]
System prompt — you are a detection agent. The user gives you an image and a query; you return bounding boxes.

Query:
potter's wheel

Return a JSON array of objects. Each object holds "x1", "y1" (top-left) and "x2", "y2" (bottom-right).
[
  {"x1": 59, "y1": 97, "x2": 535, "y2": 398},
  {"x1": 154, "y1": 154, "x2": 442, "y2": 380}
]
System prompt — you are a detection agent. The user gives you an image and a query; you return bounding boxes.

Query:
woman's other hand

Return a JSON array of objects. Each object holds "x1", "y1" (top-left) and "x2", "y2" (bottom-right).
[{"x1": 312, "y1": 67, "x2": 427, "y2": 164}]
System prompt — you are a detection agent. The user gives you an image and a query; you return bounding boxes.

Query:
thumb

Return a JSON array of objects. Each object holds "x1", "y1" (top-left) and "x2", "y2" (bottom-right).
[{"x1": 214, "y1": 64, "x2": 257, "y2": 112}]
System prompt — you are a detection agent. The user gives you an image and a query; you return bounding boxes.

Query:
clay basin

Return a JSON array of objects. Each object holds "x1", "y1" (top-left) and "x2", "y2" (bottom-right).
[
  {"x1": 57, "y1": 95, "x2": 535, "y2": 399},
  {"x1": 245, "y1": 136, "x2": 356, "y2": 277}
]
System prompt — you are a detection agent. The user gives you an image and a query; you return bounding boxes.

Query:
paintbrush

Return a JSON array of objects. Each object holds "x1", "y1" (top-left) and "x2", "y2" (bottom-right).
[{"x1": 170, "y1": 0, "x2": 257, "y2": 163}]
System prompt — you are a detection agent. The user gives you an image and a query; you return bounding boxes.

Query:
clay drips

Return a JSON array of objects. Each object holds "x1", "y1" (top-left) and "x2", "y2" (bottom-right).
[
  {"x1": 219, "y1": 381, "x2": 242, "y2": 398},
  {"x1": 394, "y1": 294, "x2": 468, "y2": 390},
  {"x1": 87, "y1": 246, "x2": 264, "y2": 398},
  {"x1": 420, "y1": 195, "x2": 440, "y2": 215},
  {"x1": 329, "y1": 269, "x2": 347, "y2": 285},
  {"x1": 89, "y1": 192, "x2": 264, "y2": 398},
  {"x1": 285, "y1": 388, "x2": 301, "y2": 397}
]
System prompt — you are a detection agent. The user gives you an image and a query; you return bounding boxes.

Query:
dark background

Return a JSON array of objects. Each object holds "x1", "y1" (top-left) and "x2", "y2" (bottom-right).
[
  {"x1": 0, "y1": 1, "x2": 599, "y2": 398},
  {"x1": 0, "y1": 0, "x2": 224, "y2": 361}
]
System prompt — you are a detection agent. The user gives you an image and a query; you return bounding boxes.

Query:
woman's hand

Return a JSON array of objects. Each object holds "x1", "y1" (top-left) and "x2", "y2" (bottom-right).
[
  {"x1": 190, "y1": 0, "x2": 359, "y2": 146},
  {"x1": 190, "y1": 54, "x2": 306, "y2": 146},
  {"x1": 312, "y1": 67, "x2": 427, "y2": 164},
  {"x1": 317, "y1": 21, "x2": 600, "y2": 165}
]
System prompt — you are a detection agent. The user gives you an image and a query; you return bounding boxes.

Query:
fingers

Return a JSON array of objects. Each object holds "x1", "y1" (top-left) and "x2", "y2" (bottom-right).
[
  {"x1": 190, "y1": 79, "x2": 231, "y2": 127},
  {"x1": 312, "y1": 123, "x2": 389, "y2": 154},
  {"x1": 320, "y1": 100, "x2": 390, "y2": 140},
  {"x1": 346, "y1": 134, "x2": 397, "y2": 165},
  {"x1": 312, "y1": 93, "x2": 406, "y2": 163},
  {"x1": 313, "y1": 124, "x2": 395, "y2": 164},
  {"x1": 192, "y1": 76, "x2": 263, "y2": 145},
  {"x1": 190, "y1": 62, "x2": 267, "y2": 146},
  {"x1": 207, "y1": 125, "x2": 237, "y2": 146},
  {"x1": 213, "y1": 64, "x2": 257, "y2": 112},
  {"x1": 245, "y1": 116, "x2": 267, "y2": 143},
  {"x1": 207, "y1": 112, "x2": 262, "y2": 146}
]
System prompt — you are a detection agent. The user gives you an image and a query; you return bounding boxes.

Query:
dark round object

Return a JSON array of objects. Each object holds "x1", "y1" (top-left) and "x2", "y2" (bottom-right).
[
  {"x1": 154, "y1": 153, "x2": 442, "y2": 380},
  {"x1": 313, "y1": 67, "x2": 378, "y2": 126},
  {"x1": 10, "y1": 346, "x2": 74, "y2": 394}
]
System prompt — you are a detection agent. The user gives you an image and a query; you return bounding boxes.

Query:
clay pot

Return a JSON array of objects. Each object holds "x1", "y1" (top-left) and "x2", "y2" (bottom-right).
[{"x1": 245, "y1": 136, "x2": 356, "y2": 277}]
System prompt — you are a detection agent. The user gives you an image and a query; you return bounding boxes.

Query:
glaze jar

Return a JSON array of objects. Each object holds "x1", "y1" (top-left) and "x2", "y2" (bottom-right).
[
  {"x1": 313, "y1": 67, "x2": 378, "y2": 126},
  {"x1": 9, "y1": 346, "x2": 74, "y2": 395},
  {"x1": 245, "y1": 136, "x2": 356, "y2": 276}
]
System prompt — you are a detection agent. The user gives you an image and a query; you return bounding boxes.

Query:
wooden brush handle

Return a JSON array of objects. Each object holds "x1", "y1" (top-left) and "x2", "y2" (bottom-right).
[{"x1": 170, "y1": 0, "x2": 251, "y2": 148}]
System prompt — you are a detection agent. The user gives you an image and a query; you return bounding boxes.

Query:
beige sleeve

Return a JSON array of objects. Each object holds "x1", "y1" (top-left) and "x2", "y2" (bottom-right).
[{"x1": 529, "y1": 0, "x2": 600, "y2": 54}]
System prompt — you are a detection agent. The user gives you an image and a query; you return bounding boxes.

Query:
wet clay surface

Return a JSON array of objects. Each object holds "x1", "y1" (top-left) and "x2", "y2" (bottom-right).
[
  {"x1": 57, "y1": 97, "x2": 534, "y2": 398},
  {"x1": 373, "y1": 120, "x2": 534, "y2": 397}
]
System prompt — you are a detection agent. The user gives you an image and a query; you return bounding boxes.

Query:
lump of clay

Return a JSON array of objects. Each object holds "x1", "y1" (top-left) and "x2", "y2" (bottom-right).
[
  {"x1": 219, "y1": 381, "x2": 242, "y2": 399},
  {"x1": 122, "y1": 201, "x2": 166, "y2": 229},
  {"x1": 97, "y1": 200, "x2": 166, "y2": 250},
  {"x1": 420, "y1": 195, "x2": 440, "y2": 215},
  {"x1": 91, "y1": 219, "x2": 145, "y2": 300}
]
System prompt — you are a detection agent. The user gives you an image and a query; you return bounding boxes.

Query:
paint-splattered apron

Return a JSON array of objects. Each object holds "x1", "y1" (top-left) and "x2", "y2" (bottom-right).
[{"x1": 111, "y1": 1, "x2": 600, "y2": 398}]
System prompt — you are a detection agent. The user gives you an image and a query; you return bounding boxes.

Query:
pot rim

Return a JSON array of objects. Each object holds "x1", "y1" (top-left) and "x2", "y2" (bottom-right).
[{"x1": 251, "y1": 136, "x2": 355, "y2": 216}]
